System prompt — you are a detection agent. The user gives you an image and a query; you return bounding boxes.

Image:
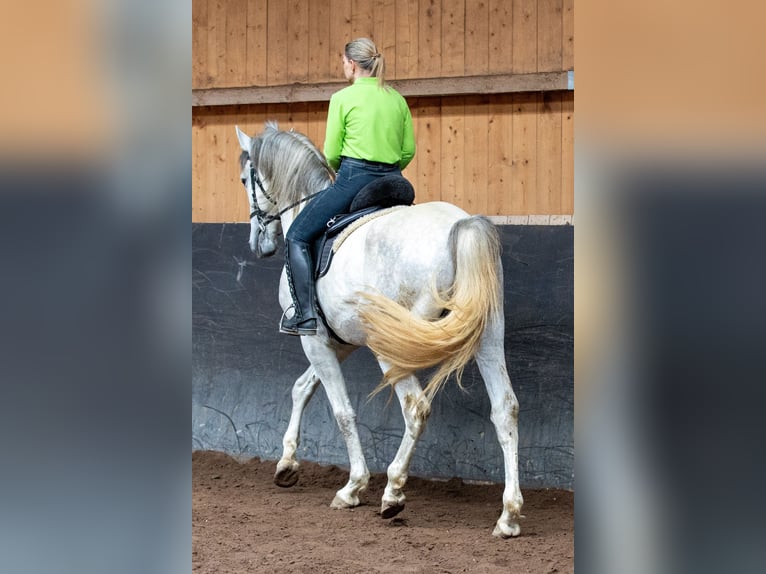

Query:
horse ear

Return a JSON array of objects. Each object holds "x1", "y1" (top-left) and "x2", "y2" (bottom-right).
[{"x1": 235, "y1": 125, "x2": 252, "y2": 153}]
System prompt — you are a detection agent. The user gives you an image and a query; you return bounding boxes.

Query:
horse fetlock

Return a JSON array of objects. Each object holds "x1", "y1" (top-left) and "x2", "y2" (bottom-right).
[
  {"x1": 330, "y1": 490, "x2": 361, "y2": 509},
  {"x1": 492, "y1": 518, "x2": 521, "y2": 538},
  {"x1": 493, "y1": 503, "x2": 523, "y2": 538}
]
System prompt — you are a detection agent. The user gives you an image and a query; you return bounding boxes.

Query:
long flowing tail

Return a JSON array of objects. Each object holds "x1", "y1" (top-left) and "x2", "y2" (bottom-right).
[{"x1": 358, "y1": 215, "x2": 503, "y2": 400}]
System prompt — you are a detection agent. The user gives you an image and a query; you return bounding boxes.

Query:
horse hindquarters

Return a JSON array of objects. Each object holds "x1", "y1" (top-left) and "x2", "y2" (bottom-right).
[{"x1": 358, "y1": 214, "x2": 503, "y2": 399}]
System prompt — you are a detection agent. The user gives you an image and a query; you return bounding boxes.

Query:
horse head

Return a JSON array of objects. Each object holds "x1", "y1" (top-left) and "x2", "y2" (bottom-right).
[{"x1": 236, "y1": 125, "x2": 280, "y2": 258}]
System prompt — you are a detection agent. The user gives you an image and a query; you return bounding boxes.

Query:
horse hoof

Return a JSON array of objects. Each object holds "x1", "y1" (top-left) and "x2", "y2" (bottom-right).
[
  {"x1": 330, "y1": 494, "x2": 359, "y2": 509},
  {"x1": 380, "y1": 501, "x2": 405, "y2": 519},
  {"x1": 274, "y1": 466, "x2": 299, "y2": 488},
  {"x1": 492, "y1": 521, "x2": 521, "y2": 538}
]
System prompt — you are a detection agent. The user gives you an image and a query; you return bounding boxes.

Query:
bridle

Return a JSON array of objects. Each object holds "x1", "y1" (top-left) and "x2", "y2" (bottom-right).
[{"x1": 245, "y1": 153, "x2": 323, "y2": 231}]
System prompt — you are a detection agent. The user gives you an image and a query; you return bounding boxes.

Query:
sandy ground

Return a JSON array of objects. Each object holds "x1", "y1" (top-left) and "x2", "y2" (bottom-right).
[{"x1": 193, "y1": 451, "x2": 573, "y2": 573}]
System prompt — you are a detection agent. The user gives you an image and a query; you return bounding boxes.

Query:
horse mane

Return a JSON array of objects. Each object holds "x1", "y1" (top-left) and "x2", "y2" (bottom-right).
[{"x1": 254, "y1": 121, "x2": 334, "y2": 210}]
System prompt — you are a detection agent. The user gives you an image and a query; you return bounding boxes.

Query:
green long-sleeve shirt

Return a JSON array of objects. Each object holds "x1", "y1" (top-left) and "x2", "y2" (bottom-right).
[{"x1": 323, "y1": 77, "x2": 416, "y2": 172}]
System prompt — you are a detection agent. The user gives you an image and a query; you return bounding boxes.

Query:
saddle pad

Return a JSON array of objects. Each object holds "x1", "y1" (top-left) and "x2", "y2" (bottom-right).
[{"x1": 315, "y1": 205, "x2": 408, "y2": 279}]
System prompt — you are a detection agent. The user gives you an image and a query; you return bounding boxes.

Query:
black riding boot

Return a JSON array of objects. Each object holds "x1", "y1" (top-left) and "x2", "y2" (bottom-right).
[{"x1": 280, "y1": 241, "x2": 318, "y2": 336}]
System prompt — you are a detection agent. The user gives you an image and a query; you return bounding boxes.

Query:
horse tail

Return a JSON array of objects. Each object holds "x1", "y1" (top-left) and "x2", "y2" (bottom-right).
[{"x1": 358, "y1": 215, "x2": 503, "y2": 401}]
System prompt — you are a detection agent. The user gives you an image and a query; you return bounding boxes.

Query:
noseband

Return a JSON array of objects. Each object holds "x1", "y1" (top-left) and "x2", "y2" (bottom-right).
[{"x1": 245, "y1": 154, "x2": 323, "y2": 231}]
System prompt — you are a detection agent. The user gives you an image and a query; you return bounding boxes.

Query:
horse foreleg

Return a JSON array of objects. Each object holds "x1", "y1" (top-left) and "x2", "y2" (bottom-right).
[
  {"x1": 378, "y1": 367, "x2": 431, "y2": 519},
  {"x1": 301, "y1": 338, "x2": 369, "y2": 509},
  {"x1": 275, "y1": 366, "x2": 321, "y2": 487},
  {"x1": 475, "y1": 321, "x2": 524, "y2": 538}
]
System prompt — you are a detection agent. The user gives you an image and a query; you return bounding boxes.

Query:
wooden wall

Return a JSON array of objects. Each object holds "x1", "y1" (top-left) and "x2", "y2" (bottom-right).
[{"x1": 192, "y1": 0, "x2": 574, "y2": 223}]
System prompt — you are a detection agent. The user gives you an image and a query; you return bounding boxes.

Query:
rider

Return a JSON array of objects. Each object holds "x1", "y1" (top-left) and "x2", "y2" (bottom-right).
[{"x1": 280, "y1": 37, "x2": 416, "y2": 336}]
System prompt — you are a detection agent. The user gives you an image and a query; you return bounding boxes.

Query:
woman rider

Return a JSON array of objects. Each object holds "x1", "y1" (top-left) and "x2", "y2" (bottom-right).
[{"x1": 280, "y1": 37, "x2": 416, "y2": 335}]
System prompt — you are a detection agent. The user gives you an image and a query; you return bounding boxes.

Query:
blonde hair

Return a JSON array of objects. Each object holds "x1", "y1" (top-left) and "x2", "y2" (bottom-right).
[{"x1": 345, "y1": 37, "x2": 385, "y2": 87}]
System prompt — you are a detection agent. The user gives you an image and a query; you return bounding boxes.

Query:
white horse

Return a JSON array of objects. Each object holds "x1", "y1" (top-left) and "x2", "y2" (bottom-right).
[{"x1": 235, "y1": 121, "x2": 523, "y2": 538}]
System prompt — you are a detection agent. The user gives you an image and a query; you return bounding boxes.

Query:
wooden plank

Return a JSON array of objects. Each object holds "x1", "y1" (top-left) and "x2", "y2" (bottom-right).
[
  {"x1": 413, "y1": 97, "x2": 441, "y2": 204},
  {"x1": 309, "y1": 0, "x2": 333, "y2": 82},
  {"x1": 285, "y1": 102, "x2": 310, "y2": 138},
  {"x1": 206, "y1": 0, "x2": 224, "y2": 84},
  {"x1": 440, "y1": 96, "x2": 465, "y2": 206},
  {"x1": 288, "y1": 0, "x2": 310, "y2": 83},
  {"x1": 464, "y1": 95, "x2": 489, "y2": 214},
  {"x1": 465, "y1": 0, "x2": 489, "y2": 75},
  {"x1": 536, "y1": 92, "x2": 562, "y2": 214},
  {"x1": 488, "y1": 0, "x2": 512, "y2": 75},
  {"x1": 220, "y1": 105, "x2": 245, "y2": 222},
  {"x1": 351, "y1": 0, "x2": 374, "y2": 39},
  {"x1": 192, "y1": 0, "x2": 208, "y2": 88},
  {"x1": 225, "y1": 0, "x2": 248, "y2": 86},
  {"x1": 487, "y1": 94, "x2": 513, "y2": 215},
  {"x1": 396, "y1": 0, "x2": 419, "y2": 79},
  {"x1": 537, "y1": 0, "x2": 563, "y2": 72},
  {"x1": 192, "y1": 72, "x2": 571, "y2": 106},
  {"x1": 306, "y1": 102, "x2": 329, "y2": 155},
  {"x1": 266, "y1": 103, "x2": 292, "y2": 128},
  {"x1": 511, "y1": 93, "x2": 537, "y2": 214},
  {"x1": 267, "y1": 1, "x2": 289, "y2": 84},
  {"x1": 441, "y1": 0, "x2": 465, "y2": 76},
  {"x1": 374, "y1": 0, "x2": 398, "y2": 78},
  {"x1": 512, "y1": 0, "x2": 537, "y2": 73},
  {"x1": 192, "y1": 109, "x2": 207, "y2": 221},
  {"x1": 246, "y1": 0, "x2": 268, "y2": 85},
  {"x1": 419, "y1": 0, "x2": 441, "y2": 77},
  {"x1": 205, "y1": 112, "x2": 224, "y2": 221},
  {"x1": 562, "y1": 0, "x2": 574, "y2": 71},
  {"x1": 561, "y1": 92, "x2": 574, "y2": 214},
  {"x1": 331, "y1": 0, "x2": 353, "y2": 56}
]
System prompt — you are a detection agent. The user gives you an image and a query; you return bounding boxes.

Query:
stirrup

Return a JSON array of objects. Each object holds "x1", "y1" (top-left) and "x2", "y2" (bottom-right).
[{"x1": 279, "y1": 306, "x2": 317, "y2": 336}]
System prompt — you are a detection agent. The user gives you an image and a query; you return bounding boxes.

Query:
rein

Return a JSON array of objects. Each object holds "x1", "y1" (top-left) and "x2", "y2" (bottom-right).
[{"x1": 248, "y1": 160, "x2": 323, "y2": 229}]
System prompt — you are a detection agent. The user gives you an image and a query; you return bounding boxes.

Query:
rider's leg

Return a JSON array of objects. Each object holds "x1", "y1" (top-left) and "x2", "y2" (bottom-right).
[{"x1": 281, "y1": 160, "x2": 391, "y2": 335}]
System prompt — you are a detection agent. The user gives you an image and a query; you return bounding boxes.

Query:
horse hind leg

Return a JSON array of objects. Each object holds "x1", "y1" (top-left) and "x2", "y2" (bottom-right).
[
  {"x1": 475, "y1": 317, "x2": 524, "y2": 538},
  {"x1": 274, "y1": 366, "x2": 321, "y2": 487},
  {"x1": 378, "y1": 366, "x2": 431, "y2": 519}
]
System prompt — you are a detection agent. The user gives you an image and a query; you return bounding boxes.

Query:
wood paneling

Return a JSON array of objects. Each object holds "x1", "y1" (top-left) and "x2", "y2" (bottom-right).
[
  {"x1": 193, "y1": 93, "x2": 575, "y2": 222},
  {"x1": 465, "y1": 0, "x2": 489, "y2": 75},
  {"x1": 192, "y1": 0, "x2": 208, "y2": 87},
  {"x1": 487, "y1": 94, "x2": 513, "y2": 215},
  {"x1": 512, "y1": 0, "x2": 537, "y2": 73},
  {"x1": 396, "y1": 0, "x2": 419, "y2": 79},
  {"x1": 561, "y1": 93, "x2": 575, "y2": 215},
  {"x1": 562, "y1": 0, "x2": 574, "y2": 70},
  {"x1": 309, "y1": 1, "x2": 332, "y2": 83},
  {"x1": 538, "y1": 0, "x2": 563, "y2": 72},
  {"x1": 245, "y1": 1, "x2": 267, "y2": 85},
  {"x1": 191, "y1": 0, "x2": 575, "y2": 222},
  {"x1": 489, "y1": 0, "x2": 512, "y2": 75},
  {"x1": 442, "y1": 0, "x2": 465, "y2": 76}
]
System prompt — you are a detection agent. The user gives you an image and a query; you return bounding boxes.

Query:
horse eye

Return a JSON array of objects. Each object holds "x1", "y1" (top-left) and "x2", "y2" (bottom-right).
[{"x1": 241, "y1": 177, "x2": 247, "y2": 186}]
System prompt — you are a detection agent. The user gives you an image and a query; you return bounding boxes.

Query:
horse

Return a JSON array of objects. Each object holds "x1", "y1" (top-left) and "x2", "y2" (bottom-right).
[{"x1": 235, "y1": 121, "x2": 523, "y2": 538}]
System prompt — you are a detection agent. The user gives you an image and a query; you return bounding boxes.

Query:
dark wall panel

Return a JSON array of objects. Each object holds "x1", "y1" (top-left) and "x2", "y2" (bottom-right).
[{"x1": 192, "y1": 223, "x2": 573, "y2": 489}]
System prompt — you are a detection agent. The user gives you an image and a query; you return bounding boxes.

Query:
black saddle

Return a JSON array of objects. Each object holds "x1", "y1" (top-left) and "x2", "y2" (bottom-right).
[{"x1": 313, "y1": 175, "x2": 415, "y2": 279}]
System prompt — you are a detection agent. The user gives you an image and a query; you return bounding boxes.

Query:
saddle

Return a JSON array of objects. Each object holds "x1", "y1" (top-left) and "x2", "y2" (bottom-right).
[{"x1": 313, "y1": 174, "x2": 415, "y2": 279}]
